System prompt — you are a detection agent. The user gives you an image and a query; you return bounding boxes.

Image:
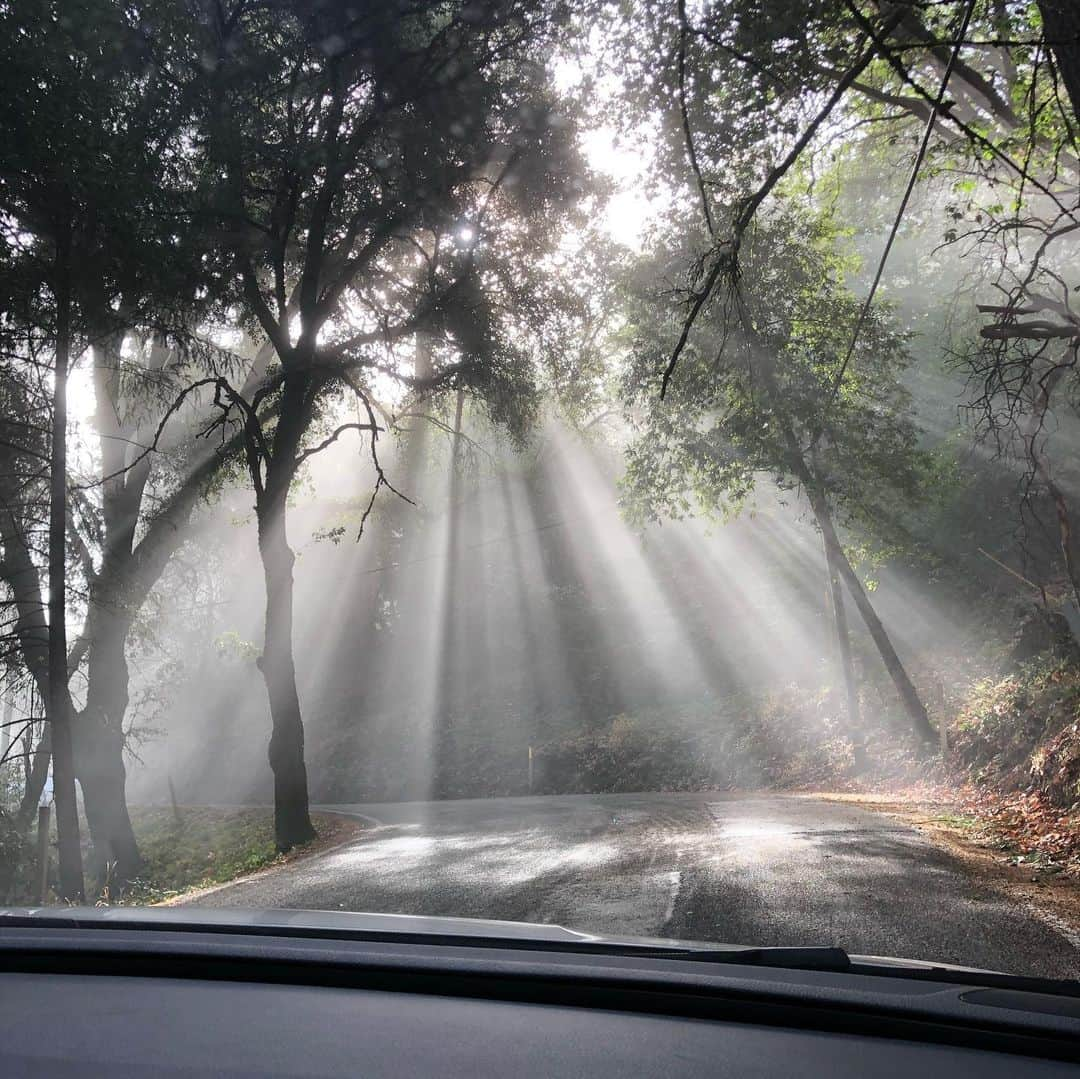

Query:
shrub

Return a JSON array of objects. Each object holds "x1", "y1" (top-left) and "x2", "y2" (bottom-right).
[{"x1": 951, "y1": 659, "x2": 1080, "y2": 804}]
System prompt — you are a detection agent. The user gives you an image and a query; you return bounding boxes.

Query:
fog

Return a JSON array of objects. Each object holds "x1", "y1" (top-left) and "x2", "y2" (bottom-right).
[{"x1": 121, "y1": 408, "x2": 1008, "y2": 809}]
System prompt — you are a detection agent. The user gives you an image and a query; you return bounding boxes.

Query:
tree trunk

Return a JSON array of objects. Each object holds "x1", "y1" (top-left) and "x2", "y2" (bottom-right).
[
  {"x1": 1, "y1": 697, "x2": 10, "y2": 760},
  {"x1": 808, "y1": 488, "x2": 936, "y2": 745},
  {"x1": 75, "y1": 726, "x2": 140, "y2": 890},
  {"x1": 22, "y1": 723, "x2": 34, "y2": 801},
  {"x1": 253, "y1": 368, "x2": 317, "y2": 851},
  {"x1": 17, "y1": 724, "x2": 50, "y2": 830},
  {"x1": 372, "y1": 336, "x2": 434, "y2": 621},
  {"x1": 824, "y1": 537, "x2": 860, "y2": 727},
  {"x1": 451, "y1": 387, "x2": 465, "y2": 469},
  {"x1": 433, "y1": 385, "x2": 467, "y2": 794},
  {"x1": 75, "y1": 603, "x2": 141, "y2": 888},
  {"x1": 734, "y1": 282, "x2": 935, "y2": 746},
  {"x1": 0, "y1": 510, "x2": 55, "y2": 827},
  {"x1": 1038, "y1": 1, "x2": 1080, "y2": 121},
  {"x1": 823, "y1": 536, "x2": 869, "y2": 772},
  {"x1": 257, "y1": 493, "x2": 316, "y2": 851},
  {"x1": 70, "y1": 328, "x2": 148, "y2": 891},
  {"x1": 71, "y1": 366, "x2": 253, "y2": 884},
  {"x1": 47, "y1": 225, "x2": 84, "y2": 902}
]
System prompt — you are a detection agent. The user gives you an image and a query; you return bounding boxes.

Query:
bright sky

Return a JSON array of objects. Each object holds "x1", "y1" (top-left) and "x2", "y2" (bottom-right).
[
  {"x1": 552, "y1": 42, "x2": 662, "y2": 252},
  {"x1": 579, "y1": 125, "x2": 659, "y2": 250}
]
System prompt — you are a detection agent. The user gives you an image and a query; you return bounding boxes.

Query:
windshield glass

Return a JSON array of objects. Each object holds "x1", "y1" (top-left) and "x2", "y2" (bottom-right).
[{"x1": 2, "y1": 0, "x2": 1080, "y2": 981}]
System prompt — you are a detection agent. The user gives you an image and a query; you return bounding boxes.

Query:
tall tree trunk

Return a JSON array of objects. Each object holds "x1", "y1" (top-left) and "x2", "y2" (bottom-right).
[
  {"x1": 75, "y1": 606, "x2": 141, "y2": 888},
  {"x1": 0, "y1": 497, "x2": 57, "y2": 828},
  {"x1": 72, "y1": 329, "x2": 148, "y2": 890},
  {"x1": 1038, "y1": 1, "x2": 1080, "y2": 120},
  {"x1": 372, "y1": 335, "x2": 434, "y2": 624},
  {"x1": 451, "y1": 387, "x2": 465, "y2": 469},
  {"x1": 824, "y1": 536, "x2": 860, "y2": 729},
  {"x1": 808, "y1": 487, "x2": 936, "y2": 745},
  {"x1": 254, "y1": 370, "x2": 316, "y2": 852},
  {"x1": 73, "y1": 355, "x2": 256, "y2": 883},
  {"x1": 18, "y1": 724, "x2": 50, "y2": 830},
  {"x1": 823, "y1": 537, "x2": 868, "y2": 772},
  {"x1": 734, "y1": 285, "x2": 934, "y2": 746},
  {"x1": 48, "y1": 225, "x2": 84, "y2": 902},
  {"x1": 433, "y1": 383, "x2": 467, "y2": 794},
  {"x1": 1, "y1": 696, "x2": 10, "y2": 760},
  {"x1": 22, "y1": 721, "x2": 34, "y2": 800},
  {"x1": 257, "y1": 491, "x2": 316, "y2": 850}
]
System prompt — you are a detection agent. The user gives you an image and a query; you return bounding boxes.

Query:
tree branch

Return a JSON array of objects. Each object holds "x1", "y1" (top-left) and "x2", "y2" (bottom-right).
[{"x1": 660, "y1": 9, "x2": 906, "y2": 398}]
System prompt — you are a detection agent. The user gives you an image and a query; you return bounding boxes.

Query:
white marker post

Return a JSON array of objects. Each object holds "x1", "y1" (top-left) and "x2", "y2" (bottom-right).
[{"x1": 37, "y1": 767, "x2": 54, "y2": 903}]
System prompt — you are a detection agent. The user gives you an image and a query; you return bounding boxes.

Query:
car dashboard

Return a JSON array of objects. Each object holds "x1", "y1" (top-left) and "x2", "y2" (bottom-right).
[{"x1": 2, "y1": 914, "x2": 1079, "y2": 1076}]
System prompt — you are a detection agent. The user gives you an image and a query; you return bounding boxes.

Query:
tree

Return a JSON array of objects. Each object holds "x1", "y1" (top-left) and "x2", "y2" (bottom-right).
[
  {"x1": 0, "y1": 0, "x2": 149, "y2": 897},
  {"x1": 0, "y1": 348, "x2": 57, "y2": 830},
  {"x1": 614, "y1": 0, "x2": 1078, "y2": 602},
  {"x1": 622, "y1": 211, "x2": 939, "y2": 743},
  {"x1": 0, "y1": 0, "x2": 263, "y2": 888},
  {"x1": 0, "y1": 205, "x2": 84, "y2": 901},
  {"x1": 179, "y1": 0, "x2": 583, "y2": 848},
  {"x1": 971, "y1": 300, "x2": 1080, "y2": 606}
]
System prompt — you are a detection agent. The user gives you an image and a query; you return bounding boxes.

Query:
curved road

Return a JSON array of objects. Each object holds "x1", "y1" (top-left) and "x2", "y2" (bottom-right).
[{"x1": 184, "y1": 792, "x2": 1080, "y2": 978}]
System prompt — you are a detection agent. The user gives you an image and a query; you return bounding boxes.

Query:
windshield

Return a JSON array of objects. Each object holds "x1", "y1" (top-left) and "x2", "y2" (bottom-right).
[{"x1": 1, "y1": 0, "x2": 1079, "y2": 982}]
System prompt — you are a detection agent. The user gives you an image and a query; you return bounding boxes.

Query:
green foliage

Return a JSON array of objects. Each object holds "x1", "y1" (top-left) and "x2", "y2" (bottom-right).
[
  {"x1": 183, "y1": 0, "x2": 589, "y2": 437},
  {"x1": 0, "y1": 0, "x2": 213, "y2": 343},
  {"x1": 621, "y1": 206, "x2": 935, "y2": 558}
]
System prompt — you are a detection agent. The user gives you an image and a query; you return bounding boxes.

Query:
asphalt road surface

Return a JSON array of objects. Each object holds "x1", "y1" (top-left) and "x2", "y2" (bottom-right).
[{"x1": 185, "y1": 792, "x2": 1080, "y2": 978}]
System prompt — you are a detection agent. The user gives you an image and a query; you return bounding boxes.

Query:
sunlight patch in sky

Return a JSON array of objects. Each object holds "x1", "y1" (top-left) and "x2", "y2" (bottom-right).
[{"x1": 578, "y1": 126, "x2": 660, "y2": 250}]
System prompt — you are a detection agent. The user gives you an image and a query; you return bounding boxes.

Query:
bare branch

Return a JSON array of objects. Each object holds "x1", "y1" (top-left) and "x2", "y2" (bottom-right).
[
  {"x1": 294, "y1": 421, "x2": 381, "y2": 467},
  {"x1": 339, "y1": 373, "x2": 416, "y2": 541},
  {"x1": 676, "y1": 0, "x2": 715, "y2": 236}
]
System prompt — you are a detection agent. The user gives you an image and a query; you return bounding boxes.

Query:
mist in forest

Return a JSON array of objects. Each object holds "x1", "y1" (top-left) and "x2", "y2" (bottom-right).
[{"x1": 118, "y1": 411, "x2": 1001, "y2": 809}]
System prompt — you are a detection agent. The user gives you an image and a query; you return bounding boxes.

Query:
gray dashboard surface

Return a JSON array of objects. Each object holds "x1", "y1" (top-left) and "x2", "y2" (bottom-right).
[{"x1": 1, "y1": 972, "x2": 1076, "y2": 1078}]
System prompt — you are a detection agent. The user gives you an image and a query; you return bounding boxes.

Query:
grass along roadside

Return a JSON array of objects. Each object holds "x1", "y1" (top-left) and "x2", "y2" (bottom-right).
[{"x1": 108, "y1": 807, "x2": 365, "y2": 905}]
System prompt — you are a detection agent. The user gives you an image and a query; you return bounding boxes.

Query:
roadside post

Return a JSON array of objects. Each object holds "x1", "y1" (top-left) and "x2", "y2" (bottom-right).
[
  {"x1": 931, "y1": 678, "x2": 947, "y2": 758},
  {"x1": 528, "y1": 746, "x2": 534, "y2": 794},
  {"x1": 36, "y1": 766, "x2": 54, "y2": 903}
]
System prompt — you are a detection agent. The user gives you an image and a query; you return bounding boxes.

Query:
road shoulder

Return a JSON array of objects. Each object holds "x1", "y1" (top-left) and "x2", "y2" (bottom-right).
[
  {"x1": 810, "y1": 791, "x2": 1080, "y2": 950},
  {"x1": 158, "y1": 810, "x2": 367, "y2": 907}
]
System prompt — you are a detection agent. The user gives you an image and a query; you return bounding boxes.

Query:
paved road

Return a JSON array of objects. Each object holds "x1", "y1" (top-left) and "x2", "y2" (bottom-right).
[{"x1": 185, "y1": 792, "x2": 1080, "y2": 978}]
